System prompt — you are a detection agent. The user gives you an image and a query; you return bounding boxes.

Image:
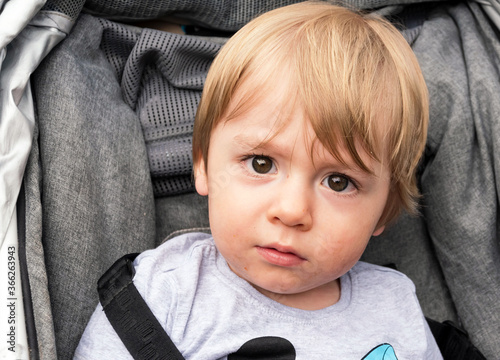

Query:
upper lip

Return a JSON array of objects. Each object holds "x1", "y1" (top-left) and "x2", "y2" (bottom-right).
[{"x1": 259, "y1": 243, "x2": 306, "y2": 259}]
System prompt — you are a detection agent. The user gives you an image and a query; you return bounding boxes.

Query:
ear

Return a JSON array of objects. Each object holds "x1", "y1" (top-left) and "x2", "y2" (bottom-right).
[
  {"x1": 194, "y1": 156, "x2": 209, "y2": 196},
  {"x1": 372, "y1": 187, "x2": 397, "y2": 237},
  {"x1": 372, "y1": 225, "x2": 385, "y2": 237}
]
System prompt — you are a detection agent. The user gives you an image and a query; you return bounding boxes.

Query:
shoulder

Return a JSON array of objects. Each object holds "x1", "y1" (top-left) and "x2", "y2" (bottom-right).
[
  {"x1": 349, "y1": 261, "x2": 416, "y2": 292},
  {"x1": 346, "y1": 261, "x2": 420, "y2": 318},
  {"x1": 346, "y1": 262, "x2": 442, "y2": 359},
  {"x1": 131, "y1": 231, "x2": 217, "y2": 298},
  {"x1": 134, "y1": 232, "x2": 215, "y2": 272},
  {"x1": 74, "y1": 232, "x2": 216, "y2": 359}
]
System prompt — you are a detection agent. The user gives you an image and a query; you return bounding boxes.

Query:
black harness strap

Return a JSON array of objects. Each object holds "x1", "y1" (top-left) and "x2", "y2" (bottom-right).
[
  {"x1": 97, "y1": 253, "x2": 185, "y2": 360},
  {"x1": 426, "y1": 318, "x2": 486, "y2": 360}
]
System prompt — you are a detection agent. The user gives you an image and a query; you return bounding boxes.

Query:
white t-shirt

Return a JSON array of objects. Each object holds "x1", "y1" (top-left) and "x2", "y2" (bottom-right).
[{"x1": 74, "y1": 232, "x2": 442, "y2": 359}]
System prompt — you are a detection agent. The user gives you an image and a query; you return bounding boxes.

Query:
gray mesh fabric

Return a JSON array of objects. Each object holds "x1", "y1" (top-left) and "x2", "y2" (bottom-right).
[
  {"x1": 82, "y1": 0, "x2": 448, "y2": 27},
  {"x1": 99, "y1": 19, "x2": 221, "y2": 196},
  {"x1": 83, "y1": 0, "x2": 305, "y2": 28},
  {"x1": 42, "y1": 0, "x2": 86, "y2": 20}
]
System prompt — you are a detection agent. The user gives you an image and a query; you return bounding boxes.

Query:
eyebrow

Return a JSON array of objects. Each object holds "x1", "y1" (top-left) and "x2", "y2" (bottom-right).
[{"x1": 233, "y1": 133, "x2": 279, "y2": 152}]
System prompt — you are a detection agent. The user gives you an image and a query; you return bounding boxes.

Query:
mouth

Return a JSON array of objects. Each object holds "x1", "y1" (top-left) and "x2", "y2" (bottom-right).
[{"x1": 255, "y1": 244, "x2": 306, "y2": 267}]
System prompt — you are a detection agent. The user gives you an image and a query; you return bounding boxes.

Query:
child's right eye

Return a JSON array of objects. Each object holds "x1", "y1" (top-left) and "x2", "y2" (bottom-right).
[{"x1": 244, "y1": 155, "x2": 276, "y2": 174}]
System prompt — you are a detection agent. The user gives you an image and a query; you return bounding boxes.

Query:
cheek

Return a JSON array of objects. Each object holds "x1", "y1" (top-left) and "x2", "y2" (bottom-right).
[
  {"x1": 207, "y1": 176, "x2": 262, "y2": 226},
  {"x1": 211, "y1": 226, "x2": 251, "y2": 278},
  {"x1": 207, "y1": 192, "x2": 248, "y2": 252},
  {"x1": 312, "y1": 225, "x2": 372, "y2": 272}
]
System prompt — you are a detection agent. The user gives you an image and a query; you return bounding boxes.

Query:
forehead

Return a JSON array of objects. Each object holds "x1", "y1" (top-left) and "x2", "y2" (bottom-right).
[
  {"x1": 219, "y1": 55, "x2": 295, "y2": 120},
  {"x1": 219, "y1": 73, "x2": 302, "y2": 141}
]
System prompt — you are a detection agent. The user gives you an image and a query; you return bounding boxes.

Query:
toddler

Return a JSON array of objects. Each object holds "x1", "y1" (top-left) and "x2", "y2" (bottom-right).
[{"x1": 75, "y1": 2, "x2": 442, "y2": 359}]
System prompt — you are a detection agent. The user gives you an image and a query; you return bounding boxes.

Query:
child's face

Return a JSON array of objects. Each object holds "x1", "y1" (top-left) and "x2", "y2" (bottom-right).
[{"x1": 195, "y1": 91, "x2": 391, "y2": 310}]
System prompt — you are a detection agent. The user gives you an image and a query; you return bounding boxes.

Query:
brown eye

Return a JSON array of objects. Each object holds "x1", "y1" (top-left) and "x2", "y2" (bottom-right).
[
  {"x1": 327, "y1": 175, "x2": 349, "y2": 192},
  {"x1": 252, "y1": 156, "x2": 273, "y2": 174}
]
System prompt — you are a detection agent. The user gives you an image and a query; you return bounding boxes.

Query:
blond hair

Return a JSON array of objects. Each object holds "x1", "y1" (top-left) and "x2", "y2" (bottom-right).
[{"x1": 193, "y1": 1, "x2": 429, "y2": 225}]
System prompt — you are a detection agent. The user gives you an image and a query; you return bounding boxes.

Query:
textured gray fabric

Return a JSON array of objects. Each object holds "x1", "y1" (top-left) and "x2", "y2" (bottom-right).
[
  {"x1": 0, "y1": 4, "x2": 76, "y2": 359},
  {"x1": 155, "y1": 192, "x2": 209, "y2": 245},
  {"x1": 410, "y1": 2, "x2": 500, "y2": 358},
  {"x1": 24, "y1": 121, "x2": 58, "y2": 359},
  {"x1": 31, "y1": 14, "x2": 156, "y2": 359}
]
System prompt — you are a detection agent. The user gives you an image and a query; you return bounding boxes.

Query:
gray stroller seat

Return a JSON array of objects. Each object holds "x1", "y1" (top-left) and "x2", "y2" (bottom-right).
[{"x1": 2, "y1": 0, "x2": 500, "y2": 358}]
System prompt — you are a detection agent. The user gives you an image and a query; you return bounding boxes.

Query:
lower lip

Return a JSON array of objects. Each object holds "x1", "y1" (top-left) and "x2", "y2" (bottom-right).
[{"x1": 256, "y1": 247, "x2": 305, "y2": 267}]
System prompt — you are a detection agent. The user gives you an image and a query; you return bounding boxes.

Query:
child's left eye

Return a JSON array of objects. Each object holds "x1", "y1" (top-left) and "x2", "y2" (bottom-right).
[
  {"x1": 244, "y1": 155, "x2": 276, "y2": 174},
  {"x1": 322, "y1": 174, "x2": 357, "y2": 193}
]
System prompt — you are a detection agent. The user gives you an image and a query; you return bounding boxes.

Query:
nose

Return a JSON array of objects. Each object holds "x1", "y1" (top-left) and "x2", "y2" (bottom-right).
[{"x1": 267, "y1": 177, "x2": 313, "y2": 230}]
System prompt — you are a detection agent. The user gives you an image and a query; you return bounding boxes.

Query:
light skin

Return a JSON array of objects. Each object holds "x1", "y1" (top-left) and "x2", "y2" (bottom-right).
[{"x1": 194, "y1": 86, "x2": 392, "y2": 311}]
